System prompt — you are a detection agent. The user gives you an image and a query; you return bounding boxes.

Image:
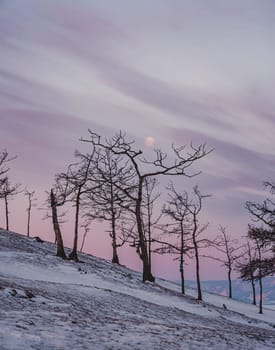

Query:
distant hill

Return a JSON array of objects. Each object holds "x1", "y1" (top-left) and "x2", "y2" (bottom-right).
[{"x1": 184, "y1": 278, "x2": 275, "y2": 306}]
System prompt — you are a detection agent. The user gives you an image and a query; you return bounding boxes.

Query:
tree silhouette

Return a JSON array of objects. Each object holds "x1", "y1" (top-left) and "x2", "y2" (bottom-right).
[
  {"x1": 0, "y1": 178, "x2": 21, "y2": 230},
  {"x1": 0, "y1": 150, "x2": 17, "y2": 228},
  {"x1": 47, "y1": 175, "x2": 71, "y2": 260},
  {"x1": 239, "y1": 226, "x2": 269, "y2": 314},
  {"x1": 57, "y1": 149, "x2": 99, "y2": 262},
  {"x1": 204, "y1": 226, "x2": 243, "y2": 299},
  {"x1": 84, "y1": 148, "x2": 132, "y2": 264},
  {"x1": 82, "y1": 130, "x2": 211, "y2": 282},
  {"x1": 178, "y1": 186, "x2": 209, "y2": 300},
  {"x1": 126, "y1": 177, "x2": 161, "y2": 268},
  {"x1": 142, "y1": 177, "x2": 161, "y2": 269},
  {"x1": 25, "y1": 189, "x2": 37, "y2": 237},
  {"x1": 154, "y1": 182, "x2": 192, "y2": 294},
  {"x1": 79, "y1": 219, "x2": 91, "y2": 253},
  {"x1": 0, "y1": 150, "x2": 15, "y2": 185},
  {"x1": 49, "y1": 185, "x2": 67, "y2": 260},
  {"x1": 245, "y1": 182, "x2": 275, "y2": 276},
  {"x1": 236, "y1": 240, "x2": 257, "y2": 305}
]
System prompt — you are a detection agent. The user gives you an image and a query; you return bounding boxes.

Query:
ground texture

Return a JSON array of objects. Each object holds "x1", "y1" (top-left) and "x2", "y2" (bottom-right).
[{"x1": 0, "y1": 230, "x2": 274, "y2": 350}]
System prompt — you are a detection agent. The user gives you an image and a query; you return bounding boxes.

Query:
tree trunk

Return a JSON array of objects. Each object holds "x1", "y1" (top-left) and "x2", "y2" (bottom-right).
[
  {"x1": 193, "y1": 220, "x2": 202, "y2": 300},
  {"x1": 148, "y1": 221, "x2": 152, "y2": 270},
  {"x1": 180, "y1": 221, "x2": 185, "y2": 294},
  {"x1": 258, "y1": 274, "x2": 263, "y2": 314},
  {"x1": 194, "y1": 243, "x2": 202, "y2": 300},
  {"x1": 50, "y1": 189, "x2": 67, "y2": 259},
  {"x1": 136, "y1": 180, "x2": 154, "y2": 283},
  {"x1": 228, "y1": 267, "x2": 232, "y2": 299},
  {"x1": 112, "y1": 247, "x2": 119, "y2": 264},
  {"x1": 4, "y1": 195, "x2": 9, "y2": 231},
  {"x1": 257, "y1": 241, "x2": 263, "y2": 314},
  {"x1": 80, "y1": 230, "x2": 88, "y2": 252},
  {"x1": 180, "y1": 259, "x2": 185, "y2": 294},
  {"x1": 69, "y1": 191, "x2": 80, "y2": 262},
  {"x1": 147, "y1": 192, "x2": 152, "y2": 269},
  {"x1": 27, "y1": 205, "x2": 31, "y2": 237},
  {"x1": 110, "y1": 183, "x2": 120, "y2": 264},
  {"x1": 251, "y1": 277, "x2": 256, "y2": 305},
  {"x1": 111, "y1": 214, "x2": 119, "y2": 264}
]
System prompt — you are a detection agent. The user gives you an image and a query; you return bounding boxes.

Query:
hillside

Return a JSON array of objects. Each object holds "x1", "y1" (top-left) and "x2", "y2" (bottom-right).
[{"x1": 0, "y1": 230, "x2": 275, "y2": 350}]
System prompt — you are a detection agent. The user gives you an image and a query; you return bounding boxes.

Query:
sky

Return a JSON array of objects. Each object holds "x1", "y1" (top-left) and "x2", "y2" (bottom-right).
[{"x1": 0, "y1": 0, "x2": 274, "y2": 281}]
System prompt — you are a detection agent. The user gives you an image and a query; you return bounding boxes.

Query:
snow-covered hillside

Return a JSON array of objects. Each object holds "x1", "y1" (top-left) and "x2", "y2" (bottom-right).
[{"x1": 0, "y1": 230, "x2": 274, "y2": 350}]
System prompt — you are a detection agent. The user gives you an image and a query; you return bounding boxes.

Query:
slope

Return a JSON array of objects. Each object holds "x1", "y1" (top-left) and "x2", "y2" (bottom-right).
[{"x1": 0, "y1": 229, "x2": 274, "y2": 350}]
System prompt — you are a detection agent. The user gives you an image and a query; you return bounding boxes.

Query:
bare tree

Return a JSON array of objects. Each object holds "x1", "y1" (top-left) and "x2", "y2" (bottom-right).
[
  {"x1": 25, "y1": 189, "x2": 37, "y2": 237},
  {"x1": 239, "y1": 226, "x2": 270, "y2": 314},
  {"x1": 128, "y1": 177, "x2": 162, "y2": 267},
  {"x1": 255, "y1": 233, "x2": 264, "y2": 315},
  {"x1": 46, "y1": 174, "x2": 71, "y2": 259},
  {"x1": 236, "y1": 240, "x2": 257, "y2": 305},
  {"x1": 80, "y1": 219, "x2": 91, "y2": 253},
  {"x1": 49, "y1": 187, "x2": 67, "y2": 259},
  {"x1": 0, "y1": 151, "x2": 8, "y2": 187},
  {"x1": 154, "y1": 182, "x2": 192, "y2": 294},
  {"x1": 85, "y1": 148, "x2": 133, "y2": 264},
  {"x1": 154, "y1": 185, "x2": 209, "y2": 299},
  {"x1": 82, "y1": 130, "x2": 211, "y2": 282},
  {"x1": 0, "y1": 178, "x2": 21, "y2": 230},
  {"x1": 204, "y1": 226, "x2": 243, "y2": 299},
  {"x1": 246, "y1": 240, "x2": 257, "y2": 306},
  {"x1": 246, "y1": 182, "x2": 275, "y2": 228},
  {"x1": 0, "y1": 150, "x2": 15, "y2": 185},
  {"x1": 142, "y1": 177, "x2": 162, "y2": 269},
  {"x1": 57, "y1": 149, "x2": 98, "y2": 262},
  {"x1": 245, "y1": 181, "x2": 275, "y2": 276},
  {"x1": 240, "y1": 181, "x2": 275, "y2": 314},
  {"x1": 0, "y1": 150, "x2": 17, "y2": 227},
  {"x1": 180, "y1": 186, "x2": 209, "y2": 300}
]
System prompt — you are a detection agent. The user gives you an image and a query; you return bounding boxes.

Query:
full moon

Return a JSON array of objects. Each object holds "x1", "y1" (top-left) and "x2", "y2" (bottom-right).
[{"x1": 144, "y1": 136, "x2": 155, "y2": 147}]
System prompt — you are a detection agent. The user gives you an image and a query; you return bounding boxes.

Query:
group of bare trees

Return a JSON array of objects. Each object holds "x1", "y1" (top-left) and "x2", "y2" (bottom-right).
[
  {"x1": 237, "y1": 182, "x2": 275, "y2": 313},
  {"x1": 1, "y1": 131, "x2": 274, "y2": 311},
  {"x1": 49, "y1": 130, "x2": 212, "y2": 285},
  {"x1": 203, "y1": 226, "x2": 244, "y2": 300},
  {"x1": 44, "y1": 130, "x2": 275, "y2": 310},
  {"x1": 0, "y1": 149, "x2": 36, "y2": 235},
  {"x1": 153, "y1": 184, "x2": 211, "y2": 300},
  {"x1": 0, "y1": 150, "x2": 20, "y2": 230}
]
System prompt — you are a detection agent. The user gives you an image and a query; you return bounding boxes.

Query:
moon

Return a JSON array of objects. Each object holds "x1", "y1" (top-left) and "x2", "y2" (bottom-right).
[{"x1": 144, "y1": 136, "x2": 155, "y2": 147}]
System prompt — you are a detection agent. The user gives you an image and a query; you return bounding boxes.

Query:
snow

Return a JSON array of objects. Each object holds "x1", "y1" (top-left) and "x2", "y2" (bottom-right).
[
  {"x1": 266, "y1": 305, "x2": 275, "y2": 311},
  {"x1": 0, "y1": 230, "x2": 275, "y2": 349},
  {"x1": 159, "y1": 279, "x2": 275, "y2": 326}
]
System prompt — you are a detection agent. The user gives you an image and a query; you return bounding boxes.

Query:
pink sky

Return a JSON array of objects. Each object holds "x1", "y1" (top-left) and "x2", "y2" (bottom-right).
[{"x1": 0, "y1": 0, "x2": 275, "y2": 281}]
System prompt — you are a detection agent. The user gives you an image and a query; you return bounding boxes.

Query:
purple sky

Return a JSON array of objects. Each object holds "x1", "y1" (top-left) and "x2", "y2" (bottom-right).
[{"x1": 0, "y1": 0, "x2": 274, "y2": 280}]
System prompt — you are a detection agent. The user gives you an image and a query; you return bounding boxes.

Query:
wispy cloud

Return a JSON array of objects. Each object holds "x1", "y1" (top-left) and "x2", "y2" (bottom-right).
[{"x1": 0, "y1": 0, "x2": 274, "y2": 239}]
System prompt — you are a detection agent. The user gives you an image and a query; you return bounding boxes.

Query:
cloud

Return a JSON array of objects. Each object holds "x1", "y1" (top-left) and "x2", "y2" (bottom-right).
[
  {"x1": 166, "y1": 125, "x2": 275, "y2": 203},
  {"x1": 0, "y1": 0, "x2": 274, "y2": 260},
  {"x1": 0, "y1": 108, "x2": 104, "y2": 187}
]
